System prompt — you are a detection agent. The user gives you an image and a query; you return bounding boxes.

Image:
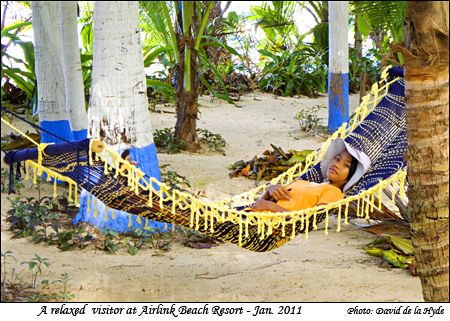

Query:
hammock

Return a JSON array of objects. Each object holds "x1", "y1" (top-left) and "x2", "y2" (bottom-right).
[{"x1": 2, "y1": 66, "x2": 407, "y2": 252}]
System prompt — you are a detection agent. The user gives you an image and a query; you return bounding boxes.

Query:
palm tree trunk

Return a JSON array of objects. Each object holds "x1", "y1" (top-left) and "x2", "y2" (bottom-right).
[
  {"x1": 327, "y1": 1, "x2": 349, "y2": 132},
  {"x1": 174, "y1": 59, "x2": 199, "y2": 147},
  {"x1": 76, "y1": 1, "x2": 166, "y2": 233},
  {"x1": 60, "y1": 1, "x2": 88, "y2": 140},
  {"x1": 174, "y1": 2, "x2": 199, "y2": 148},
  {"x1": 405, "y1": 1, "x2": 449, "y2": 302},
  {"x1": 31, "y1": 1, "x2": 72, "y2": 144}
]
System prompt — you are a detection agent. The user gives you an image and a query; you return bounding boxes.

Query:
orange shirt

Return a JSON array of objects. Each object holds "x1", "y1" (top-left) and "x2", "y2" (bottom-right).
[{"x1": 276, "y1": 180, "x2": 344, "y2": 211}]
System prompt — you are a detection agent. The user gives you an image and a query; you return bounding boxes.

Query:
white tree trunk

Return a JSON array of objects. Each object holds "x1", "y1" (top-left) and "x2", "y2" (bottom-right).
[
  {"x1": 31, "y1": 1, "x2": 67, "y2": 123},
  {"x1": 329, "y1": 1, "x2": 349, "y2": 74},
  {"x1": 31, "y1": 1, "x2": 87, "y2": 141},
  {"x1": 327, "y1": 1, "x2": 349, "y2": 132},
  {"x1": 60, "y1": 1, "x2": 88, "y2": 135},
  {"x1": 77, "y1": 1, "x2": 163, "y2": 233},
  {"x1": 88, "y1": 1, "x2": 153, "y2": 150}
]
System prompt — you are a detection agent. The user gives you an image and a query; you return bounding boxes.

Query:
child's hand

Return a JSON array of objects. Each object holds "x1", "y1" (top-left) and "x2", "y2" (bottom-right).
[
  {"x1": 125, "y1": 156, "x2": 138, "y2": 166},
  {"x1": 252, "y1": 199, "x2": 274, "y2": 211},
  {"x1": 267, "y1": 184, "x2": 291, "y2": 201}
]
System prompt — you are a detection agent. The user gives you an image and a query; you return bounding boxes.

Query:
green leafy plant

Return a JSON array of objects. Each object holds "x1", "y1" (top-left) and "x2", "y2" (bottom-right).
[
  {"x1": 99, "y1": 229, "x2": 119, "y2": 254},
  {"x1": 121, "y1": 227, "x2": 171, "y2": 253},
  {"x1": 56, "y1": 226, "x2": 94, "y2": 251},
  {"x1": 1, "y1": 17, "x2": 36, "y2": 109},
  {"x1": 1, "y1": 251, "x2": 28, "y2": 302},
  {"x1": 154, "y1": 128, "x2": 188, "y2": 154},
  {"x1": 2, "y1": 251, "x2": 75, "y2": 302},
  {"x1": 6, "y1": 196, "x2": 60, "y2": 240},
  {"x1": 38, "y1": 272, "x2": 74, "y2": 301},
  {"x1": 59, "y1": 272, "x2": 75, "y2": 300},
  {"x1": 121, "y1": 236, "x2": 138, "y2": 255},
  {"x1": 146, "y1": 229, "x2": 171, "y2": 251},
  {"x1": 258, "y1": 46, "x2": 327, "y2": 97},
  {"x1": 249, "y1": 1, "x2": 301, "y2": 50},
  {"x1": 154, "y1": 127, "x2": 227, "y2": 154},
  {"x1": 294, "y1": 104, "x2": 329, "y2": 137},
  {"x1": 5, "y1": 196, "x2": 94, "y2": 251},
  {"x1": 197, "y1": 128, "x2": 227, "y2": 152},
  {"x1": 146, "y1": 76, "x2": 176, "y2": 104},
  {"x1": 21, "y1": 254, "x2": 50, "y2": 289},
  {"x1": 217, "y1": 11, "x2": 260, "y2": 78},
  {"x1": 352, "y1": 1, "x2": 406, "y2": 44},
  {"x1": 122, "y1": 229, "x2": 145, "y2": 255},
  {"x1": 1, "y1": 251, "x2": 17, "y2": 291},
  {"x1": 160, "y1": 164, "x2": 191, "y2": 191}
]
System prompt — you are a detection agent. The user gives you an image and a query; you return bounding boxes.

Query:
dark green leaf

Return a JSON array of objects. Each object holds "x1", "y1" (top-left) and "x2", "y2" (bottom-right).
[{"x1": 357, "y1": 14, "x2": 371, "y2": 37}]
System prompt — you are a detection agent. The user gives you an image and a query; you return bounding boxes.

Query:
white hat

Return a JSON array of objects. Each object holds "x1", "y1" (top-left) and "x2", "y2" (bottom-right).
[{"x1": 321, "y1": 138, "x2": 371, "y2": 192}]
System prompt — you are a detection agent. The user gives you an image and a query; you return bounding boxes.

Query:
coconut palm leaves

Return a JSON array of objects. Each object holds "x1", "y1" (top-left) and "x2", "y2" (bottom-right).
[
  {"x1": 139, "y1": 1, "x2": 178, "y2": 63},
  {"x1": 250, "y1": 1, "x2": 301, "y2": 50},
  {"x1": 351, "y1": 1, "x2": 406, "y2": 43}
]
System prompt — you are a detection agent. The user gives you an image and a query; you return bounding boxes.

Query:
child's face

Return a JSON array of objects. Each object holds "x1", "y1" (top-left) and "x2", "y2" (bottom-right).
[{"x1": 327, "y1": 150, "x2": 353, "y2": 186}]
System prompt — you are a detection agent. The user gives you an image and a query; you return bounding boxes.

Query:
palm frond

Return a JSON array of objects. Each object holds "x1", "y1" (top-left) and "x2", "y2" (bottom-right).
[{"x1": 351, "y1": 1, "x2": 406, "y2": 42}]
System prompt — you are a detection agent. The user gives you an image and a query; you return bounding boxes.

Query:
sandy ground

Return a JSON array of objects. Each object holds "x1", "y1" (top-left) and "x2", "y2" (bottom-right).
[{"x1": 0, "y1": 92, "x2": 423, "y2": 302}]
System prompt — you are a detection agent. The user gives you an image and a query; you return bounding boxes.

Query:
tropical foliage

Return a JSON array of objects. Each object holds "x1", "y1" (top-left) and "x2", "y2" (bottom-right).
[
  {"x1": 258, "y1": 46, "x2": 327, "y2": 97},
  {"x1": 1, "y1": 15, "x2": 36, "y2": 109},
  {"x1": 1, "y1": 1, "x2": 408, "y2": 114}
]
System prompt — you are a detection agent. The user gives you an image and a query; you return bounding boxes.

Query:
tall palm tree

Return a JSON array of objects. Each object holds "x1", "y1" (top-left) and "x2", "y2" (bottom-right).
[
  {"x1": 31, "y1": 1, "x2": 87, "y2": 143},
  {"x1": 75, "y1": 1, "x2": 167, "y2": 233},
  {"x1": 174, "y1": 1, "x2": 214, "y2": 147},
  {"x1": 327, "y1": 1, "x2": 349, "y2": 132},
  {"x1": 404, "y1": 1, "x2": 448, "y2": 302},
  {"x1": 139, "y1": 1, "x2": 214, "y2": 147}
]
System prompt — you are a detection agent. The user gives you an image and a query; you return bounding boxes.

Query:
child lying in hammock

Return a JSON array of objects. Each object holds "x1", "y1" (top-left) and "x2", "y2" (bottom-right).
[{"x1": 252, "y1": 138, "x2": 370, "y2": 212}]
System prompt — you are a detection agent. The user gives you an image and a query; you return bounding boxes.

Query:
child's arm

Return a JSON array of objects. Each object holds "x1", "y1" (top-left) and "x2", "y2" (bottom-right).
[
  {"x1": 260, "y1": 184, "x2": 292, "y2": 201},
  {"x1": 252, "y1": 199, "x2": 288, "y2": 212}
]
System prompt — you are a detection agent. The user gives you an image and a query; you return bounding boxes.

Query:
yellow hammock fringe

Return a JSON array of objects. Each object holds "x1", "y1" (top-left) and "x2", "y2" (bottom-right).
[{"x1": 2, "y1": 65, "x2": 406, "y2": 248}]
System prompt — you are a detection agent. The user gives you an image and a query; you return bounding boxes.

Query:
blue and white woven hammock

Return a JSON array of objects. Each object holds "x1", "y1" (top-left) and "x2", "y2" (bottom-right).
[{"x1": 3, "y1": 67, "x2": 407, "y2": 252}]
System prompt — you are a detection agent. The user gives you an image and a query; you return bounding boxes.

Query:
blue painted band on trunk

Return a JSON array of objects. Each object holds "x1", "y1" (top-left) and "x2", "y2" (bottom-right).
[
  {"x1": 74, "y1": 142, "x2": 170, "y2": 233},
  {"x1": 40, "y1": 120, "x2": 74, "y2": 144},
  {"x1": 327, "y1": 72, "x2": 349, "y2": 132},
  {"x1": 128, "y1": 143, "x2": 161, "y2": 189},
  {"x1": 72, "y1": 129, "x2": 88, "y2": 141},
  {"x1": 40, "y1": 121, "x2": 87, "y2": 143}
]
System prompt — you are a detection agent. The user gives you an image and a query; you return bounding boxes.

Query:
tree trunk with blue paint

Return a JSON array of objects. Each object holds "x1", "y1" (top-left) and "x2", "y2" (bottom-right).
[
  {"x1": 328, "y1": 1, "x2": 349, "y2": 132},
  {"x1": 74, "y1": 1, "x2": 170, "y2": 235},
  {"x1": 31, "y1": 2, "x2": 88, "y2": 144}
]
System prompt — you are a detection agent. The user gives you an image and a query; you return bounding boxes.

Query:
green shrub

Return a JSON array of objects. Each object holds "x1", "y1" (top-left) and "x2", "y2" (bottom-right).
[
  {"x1": 154, "y1": 127, "x2": 227, "y2": 154},
  {"x1": 197, "y1": 128, "x2": 226, "y2": 153},
  {"x1": 160, "y1": 164, "x2": 191, "y2": 191},
  {"x1": 154, "y1": 128, "x2": 188, "y2": 154},
  {"x1": 258, "y1": 46, "x2": 327, "y2": 97},
  {"x1": 294, "y1": 104, "x2": 329, "y2": 137},
  {"x1": 2, "y1": 251, "x2": 75, "y2": 302},
  {"x1": 6, "y1": 196, "x2": 59, "y2": 239}
]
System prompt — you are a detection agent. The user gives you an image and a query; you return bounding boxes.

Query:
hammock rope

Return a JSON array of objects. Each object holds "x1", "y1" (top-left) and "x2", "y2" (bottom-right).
[{"x1": 2, "y1": 66, "x2": 407, "y2": 252}]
